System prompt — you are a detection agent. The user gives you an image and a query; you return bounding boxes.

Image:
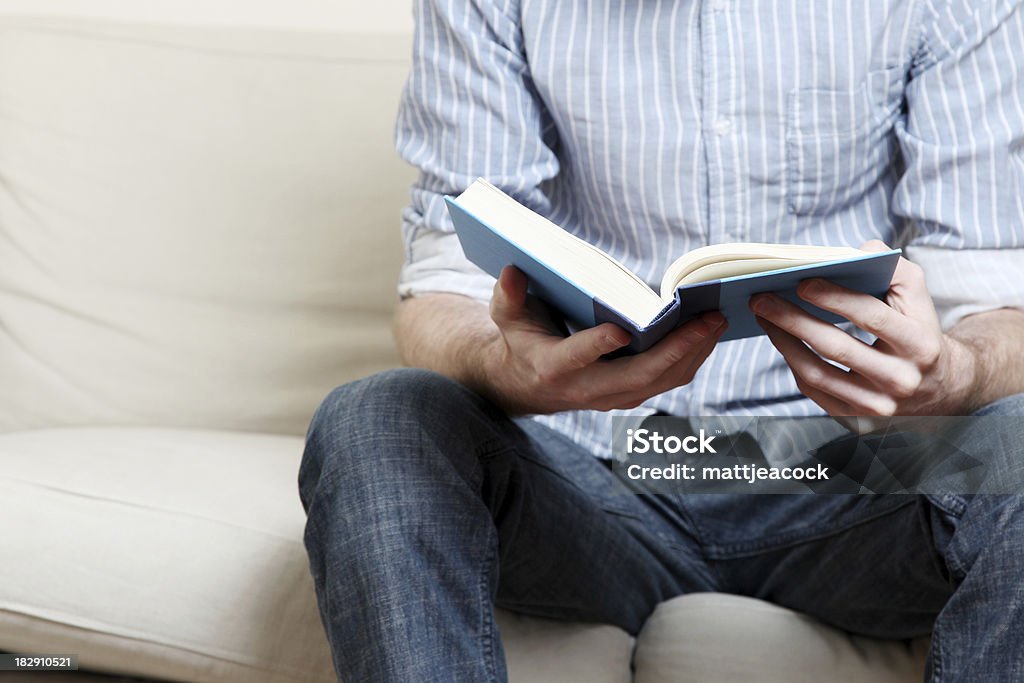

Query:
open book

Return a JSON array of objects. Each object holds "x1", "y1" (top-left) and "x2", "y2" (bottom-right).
[{"x1": 446, "y1": 179, "x2": 901, "y2": 352}]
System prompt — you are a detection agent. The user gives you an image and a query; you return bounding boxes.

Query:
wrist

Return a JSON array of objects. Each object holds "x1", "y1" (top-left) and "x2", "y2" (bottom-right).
[
  {"x1": 462, "y1": 332, "x2": 517, "y2": 412},
  {"x1": 944, "y1": 334, "x2": 985, "y2": 415}
]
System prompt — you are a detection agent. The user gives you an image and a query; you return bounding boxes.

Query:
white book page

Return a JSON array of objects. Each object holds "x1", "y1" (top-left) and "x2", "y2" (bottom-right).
[{"x1": 659, "y1": 243, "x2": 865, "y2": 298}]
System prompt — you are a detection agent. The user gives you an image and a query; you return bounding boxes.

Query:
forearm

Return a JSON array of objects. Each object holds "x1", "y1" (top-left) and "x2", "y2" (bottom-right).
[
  {"x1": 947, "y1": 307, "x2": 1024, "y2": 413},
  {"x1": 394, "y1": 293, "x2": 501, "y2": 398}
]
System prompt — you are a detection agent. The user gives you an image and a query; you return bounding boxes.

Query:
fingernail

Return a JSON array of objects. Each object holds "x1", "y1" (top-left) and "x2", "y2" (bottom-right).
[{"x1": 750, "y1": 295, "x2": 770, "y2": 315}]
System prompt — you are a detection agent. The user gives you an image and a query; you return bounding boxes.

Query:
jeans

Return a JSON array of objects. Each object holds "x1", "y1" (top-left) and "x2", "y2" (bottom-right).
[{"x1": 298, "y1": 368, "x2": 1024, "y2": 682}]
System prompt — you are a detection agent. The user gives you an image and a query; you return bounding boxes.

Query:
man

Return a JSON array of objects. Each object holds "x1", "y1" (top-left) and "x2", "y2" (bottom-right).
[{"x1": 300, "y1": 1, "x2": 1024, "y2": 681}]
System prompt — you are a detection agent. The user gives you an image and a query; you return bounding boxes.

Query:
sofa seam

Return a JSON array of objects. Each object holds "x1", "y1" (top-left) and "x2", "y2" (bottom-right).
[{"x1": 0, "y1": 474, "x2": 304, "y2": 544}]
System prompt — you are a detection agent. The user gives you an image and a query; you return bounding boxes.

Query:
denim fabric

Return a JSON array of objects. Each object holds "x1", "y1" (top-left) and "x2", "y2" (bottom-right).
[{"x1": 299, "y1": 369, "x2": 1024, "y2": 682}]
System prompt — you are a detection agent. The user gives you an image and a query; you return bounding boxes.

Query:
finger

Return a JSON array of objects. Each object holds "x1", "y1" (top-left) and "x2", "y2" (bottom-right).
[
  {"x1": 856, "y1": 244, "x2": 935, "y2": 314},
  {"x1": 583, "y1": 313, "x2": 726, "y2": 399},
  {"x1": 642, "y1": 321, "x2": 726, "y2": 397},
  {"x1": 758, "y1": 317, "x2": 898, "y2": 416},
  {"x1": 588, "y1": 325, "x2": 727, "y2": 410},
  {"x1": 551, "y1": 323, "x2": 632, "y2": 372},
  {"x1": 752, "y1": 291, "x2": 909, "y2": 384},
  {"x1": 886, "y1": 257, "x2": 942, "y2": 323},
  {"x1": 491, "y1": 268, "x2": 570, "y2": 338},
  {"x1": 618, "y1": 312, "x2": 726, "y2": 383},
  {"x1": 794, "y1": 279, "x2": 929, "y2": 358}
]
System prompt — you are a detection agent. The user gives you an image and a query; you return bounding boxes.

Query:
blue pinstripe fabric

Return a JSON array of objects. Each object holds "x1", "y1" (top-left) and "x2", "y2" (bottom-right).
[{"x1": 394, "y1": 0, "x2": 1024, "y2": 456}]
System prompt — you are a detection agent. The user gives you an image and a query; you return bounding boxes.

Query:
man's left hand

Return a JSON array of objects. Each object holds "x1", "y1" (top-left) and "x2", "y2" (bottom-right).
[{"x1": 750, "y1": 240, "x2": 981, "y2": 418}]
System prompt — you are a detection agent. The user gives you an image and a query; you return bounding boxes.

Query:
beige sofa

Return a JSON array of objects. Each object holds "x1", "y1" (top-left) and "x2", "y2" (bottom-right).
[{"x1": 0, "y1": 3, "x2": 928, "y2": 682}]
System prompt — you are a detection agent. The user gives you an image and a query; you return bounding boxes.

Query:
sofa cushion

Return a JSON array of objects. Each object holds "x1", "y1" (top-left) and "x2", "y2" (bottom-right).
[
  {"x1": 633, "y1": 593, "x2": 928, "y2": 683},
  {"x1": 0, "y1": 427, "x2": 634, "y2": 683},
  {"x1": 0, "y1": 11, "x2": 415, "y2": 436}
]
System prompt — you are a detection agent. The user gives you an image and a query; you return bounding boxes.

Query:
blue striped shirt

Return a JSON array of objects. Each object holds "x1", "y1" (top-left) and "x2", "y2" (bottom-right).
[{"x1": 395, "y1": 0, "x2": 1024, "y2": 457}]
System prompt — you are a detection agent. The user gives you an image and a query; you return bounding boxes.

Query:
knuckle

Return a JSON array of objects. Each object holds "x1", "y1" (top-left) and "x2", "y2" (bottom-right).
[
  {"x1": 916, "y1": 337, "x2": 942, "y2": 367},
  {"x1": 563, "y1": 385, "x2": 589, "y2": 406},
  {"x1": 576, "y1": 387, "x2": 596, "y2": 405},
  {"x1": 801, "y1": 366, "x2": 827, "y2": 390},
  {"x1": 663, "y1": 344, "x2": 689, "y2": 367},
  {"x1": 794, "y1": 379, "x2": 818, "y2": 400},
  {"x1": 565, "y1": 346, "x2": 590, "y2": 369},
  {"x1": 683, "y1": 328, "x2": 708, "y2": 346},
  {"x1": 904, "y1": 260, "x2": 925, "y2": 282},
  {"x1": 865, "y1": 311, "x2": 888, "y2": 333},
  {"x1": 890, "y1": 369, "x2": 922, "y2": 398},
  {"x1": 532, "y1": 360, "x2": 558, "y2": 387}
]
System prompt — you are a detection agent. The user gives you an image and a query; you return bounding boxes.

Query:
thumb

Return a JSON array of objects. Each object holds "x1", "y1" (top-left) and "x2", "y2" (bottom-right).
[{"x1": 490, "y1": 266, "x2": 529, "y2": 325}]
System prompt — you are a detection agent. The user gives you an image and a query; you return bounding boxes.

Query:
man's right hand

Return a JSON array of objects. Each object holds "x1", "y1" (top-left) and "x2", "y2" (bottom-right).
[{"x1": 475, "y1": 267, "x2": 726, "y2": 415}]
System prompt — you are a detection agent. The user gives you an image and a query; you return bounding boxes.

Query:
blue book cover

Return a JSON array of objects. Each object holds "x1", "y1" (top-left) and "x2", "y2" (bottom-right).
[{"x1": 445, "y1": 188, "x2": 900, "y2": 354}]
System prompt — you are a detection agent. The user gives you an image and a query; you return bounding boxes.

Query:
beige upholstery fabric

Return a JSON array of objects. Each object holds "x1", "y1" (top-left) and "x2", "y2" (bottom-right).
[
  {"x1": 0, "y1": 428, "x2": 334, "y2": 683},
  {"x1": 0, "y1": 14, "x2": 413, "y2": 436},
  {"x1": 0, "y1": 428, "x2": 632, "y2": 683},
  {"x1": 634, "y1": 593, "x2": 927, "y2": 683}
]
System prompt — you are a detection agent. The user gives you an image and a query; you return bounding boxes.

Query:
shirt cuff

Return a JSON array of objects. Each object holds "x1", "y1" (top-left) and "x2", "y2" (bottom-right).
[
  {"x1": 905, "y1": 245, "x2": 1024, "y2": 330},
  {"x1": 398, "y1": 228, "x2": 496, "y2": 303}
]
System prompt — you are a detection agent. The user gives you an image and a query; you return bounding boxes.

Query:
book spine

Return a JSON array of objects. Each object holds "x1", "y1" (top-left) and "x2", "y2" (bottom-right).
[{"x1": 593, "y1": 297, "x2": 680, "y2": 354}]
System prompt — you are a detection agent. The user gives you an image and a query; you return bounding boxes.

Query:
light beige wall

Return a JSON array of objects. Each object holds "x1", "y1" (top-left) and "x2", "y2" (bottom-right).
[{"x1": 0, "y1": 0, "x2": 414, "y2": 33}]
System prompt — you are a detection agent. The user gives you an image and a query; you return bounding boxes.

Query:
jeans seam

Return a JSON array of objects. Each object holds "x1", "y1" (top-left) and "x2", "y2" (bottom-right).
[
  {"x1": 931, "y1": 623, "x2": 945, "y2": 683},
  {"x1": 941, "y1": 535, "x2": 967, "y2": 583},
  {"x1": 924, "y1": 496, "x2": 968, "y2": 580},
  {"x1": 480, "y1": 529, "x2": 499, "y2": 683},
  {"x1": 476, "y1": 437, "x2": 517, "y2": 461},
  {"x1": 473, "y1": 437, "x2": 504, "y2": 682},
  {"x1": 658, "y1": 496, "x2": 725, "y2": 589}
]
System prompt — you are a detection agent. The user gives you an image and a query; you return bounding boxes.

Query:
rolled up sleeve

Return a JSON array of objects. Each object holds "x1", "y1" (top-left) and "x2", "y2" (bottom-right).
[
  {"x1": 397, "y1": 206, "x2": 496, "y2": 303},
  {"x1": 905, "y1": 246, "x2": 1024, "y2": 329}
]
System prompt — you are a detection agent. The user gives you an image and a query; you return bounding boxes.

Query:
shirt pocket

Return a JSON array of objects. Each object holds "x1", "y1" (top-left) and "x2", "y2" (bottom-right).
[{"x1": 785, "y1": 68, "x2": 902, "y2": 217}]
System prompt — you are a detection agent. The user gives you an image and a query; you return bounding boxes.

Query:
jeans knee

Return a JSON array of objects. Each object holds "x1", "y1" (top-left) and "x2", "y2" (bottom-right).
[
  {"x1": 306, "y1": 367, "x2": 477, "y2": 441},
  {"x1": 299, "y1": 368, "x2": 488, "y2": 508},
  {"x1": 943, "y1": 494, "x2": 1024, "y2": 582}
]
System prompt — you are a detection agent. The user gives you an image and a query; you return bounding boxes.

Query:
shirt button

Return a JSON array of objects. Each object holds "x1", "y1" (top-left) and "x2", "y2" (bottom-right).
[{"x1": 714, "y1": 118, "x2": 732, "y2": 136}]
